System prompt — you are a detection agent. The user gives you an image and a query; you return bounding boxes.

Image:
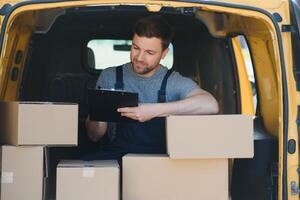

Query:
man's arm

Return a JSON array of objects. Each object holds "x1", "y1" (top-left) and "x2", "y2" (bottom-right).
[
  {"x1": 85, "y1": 116, "x2": 108, "y2": 142},
  {"x1": 118, "y1": 88, "x2": 218, "y2": 122}
]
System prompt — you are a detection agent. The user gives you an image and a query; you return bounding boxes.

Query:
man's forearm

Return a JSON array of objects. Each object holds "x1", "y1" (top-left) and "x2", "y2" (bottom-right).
[
  {"x1": 85, "y1": 117, "x2": 108, "y2": 142},
  {"x1": 118, "y1": 89, "x2": 219, "y2": 122},
  {"x1": 156, "y1": 91, "x2": 219, "y2": 117}
]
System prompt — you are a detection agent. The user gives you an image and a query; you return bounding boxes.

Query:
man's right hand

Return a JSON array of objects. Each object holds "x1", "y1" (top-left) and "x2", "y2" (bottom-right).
[{"x1": 85, "y1": 116, "x2": 108, "y2": 142}]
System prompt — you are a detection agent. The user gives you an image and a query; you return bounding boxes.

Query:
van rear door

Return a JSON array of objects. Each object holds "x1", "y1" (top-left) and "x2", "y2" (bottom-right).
[{"x1": 289, "y1": 0, "x2": 300, "y2": 198}]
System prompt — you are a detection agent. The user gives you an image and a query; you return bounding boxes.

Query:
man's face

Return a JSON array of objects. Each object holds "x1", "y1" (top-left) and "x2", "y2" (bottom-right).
[{"x1": 130, "y1": 34, "x2": 169, "y2": 77}]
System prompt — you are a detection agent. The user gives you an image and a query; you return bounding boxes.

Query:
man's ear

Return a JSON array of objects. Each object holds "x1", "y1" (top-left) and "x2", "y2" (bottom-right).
[{"x1": 161, "y1": 48, "x2": 169, "y2": 59}]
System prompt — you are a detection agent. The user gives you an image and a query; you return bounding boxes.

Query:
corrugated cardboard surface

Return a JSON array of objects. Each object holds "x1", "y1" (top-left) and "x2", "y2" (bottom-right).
[
  {"x1": 166, "y1": 115, "x2": 254, "y2": 159},
  {"x1": 123, "y1": 154, "x2": 228, "y2": 200},
  {"x1": 56, "y1": 160, "x2": 120, "y2": 200},
  {"x1": 0, "y1": 101, "x2": 78, "y2": 146},
  {"x1": 0, "y1": 145, "x2": 44, "y2": 200}
]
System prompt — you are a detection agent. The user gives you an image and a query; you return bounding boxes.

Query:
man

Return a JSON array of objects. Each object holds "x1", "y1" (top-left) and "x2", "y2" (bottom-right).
[{"x1": 85, "y1": 15, "x2": 218, "y2": 161}]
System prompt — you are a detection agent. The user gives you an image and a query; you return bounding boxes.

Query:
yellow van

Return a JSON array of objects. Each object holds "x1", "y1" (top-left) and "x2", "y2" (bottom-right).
[{"x1": 0, "y1": 0, "x2": 299, "y2": 199}]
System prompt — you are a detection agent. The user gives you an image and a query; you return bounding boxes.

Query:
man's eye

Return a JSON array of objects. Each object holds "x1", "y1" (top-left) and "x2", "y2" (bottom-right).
[{"x1": 147, "y1": 51, "x2": 155, "y2": 55}]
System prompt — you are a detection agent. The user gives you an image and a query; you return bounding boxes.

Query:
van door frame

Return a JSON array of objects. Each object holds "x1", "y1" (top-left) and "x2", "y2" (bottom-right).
[
  {"x1": 289, "y1": 0, "x2": 300, "y2": 196},
  {"x1": 0, "y1": 0, "x2": 289, "y2": 199}
]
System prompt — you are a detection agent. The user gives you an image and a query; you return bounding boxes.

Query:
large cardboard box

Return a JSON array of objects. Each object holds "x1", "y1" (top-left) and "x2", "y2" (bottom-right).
[
  {"x1": 0, "y1": 145, "x2": 47, "y2": 200},
  {"x1": 166, "y1": 115, "x2": 253, "y2": 159},
  {"x1": 123, "y1": 154, "x2": 228, "y2": 200},
  {"x1": 56, "y1": 160, "x2": 120, "y2": 200},
  {"x1": 0, "y1": 101, "x2": 78, "y2": 145}
]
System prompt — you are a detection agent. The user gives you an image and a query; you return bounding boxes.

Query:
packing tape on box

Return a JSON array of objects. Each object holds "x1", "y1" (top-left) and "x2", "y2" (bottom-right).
[
  {"x1": 82, "y1": 167, "x2": 95, "y2": 178},
  {"x1": 1, "y1": 172, "x2": 13, "y2": 184}
]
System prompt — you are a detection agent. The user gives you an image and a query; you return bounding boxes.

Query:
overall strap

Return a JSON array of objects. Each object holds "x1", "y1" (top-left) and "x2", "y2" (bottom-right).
[
  {"x1": 114, "y1": 65, "x2": 124, "y2": 90},
  {"x1": 158, "y1": 69, "x2": 173, "y2": 103}
]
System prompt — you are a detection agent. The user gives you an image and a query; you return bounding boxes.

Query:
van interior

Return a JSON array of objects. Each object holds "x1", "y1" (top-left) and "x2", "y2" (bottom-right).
[{"x1": 2, "y1": 3, "x2": 279, "y2": 200}]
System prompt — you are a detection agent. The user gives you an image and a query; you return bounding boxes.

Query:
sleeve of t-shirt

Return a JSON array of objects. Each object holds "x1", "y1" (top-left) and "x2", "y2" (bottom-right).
[
  {"x1": 95, "y1": 67, "x2": 115, "y2": 89},
  {"x1": 94, "y1": 67, "x2": 117, "y2": 138},
  {"x1": 167, "y1": 71, "x2": 200, "y2": 100}
]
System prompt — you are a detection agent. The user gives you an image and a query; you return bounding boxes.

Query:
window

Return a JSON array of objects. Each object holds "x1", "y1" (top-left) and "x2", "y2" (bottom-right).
[
  {"x1": 87, "y1": 39, "x2": 174, "y2": 70},
  {"x1": 232, "y1": 35, "x2": 257, "y2": 114},
  {"x1": 237, "y1": 35, "x2": 257, "y2": 112}
]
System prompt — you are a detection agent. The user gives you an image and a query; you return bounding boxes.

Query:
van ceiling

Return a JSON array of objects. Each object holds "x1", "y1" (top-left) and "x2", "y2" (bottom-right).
[{"x1": 36, "y1": 6, "x2": 208, "y2": 39}]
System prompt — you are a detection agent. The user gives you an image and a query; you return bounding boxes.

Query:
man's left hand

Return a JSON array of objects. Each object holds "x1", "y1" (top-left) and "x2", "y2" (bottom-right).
[{"x1": 117, "y1": 104, "x2": 159, "y2": 122}]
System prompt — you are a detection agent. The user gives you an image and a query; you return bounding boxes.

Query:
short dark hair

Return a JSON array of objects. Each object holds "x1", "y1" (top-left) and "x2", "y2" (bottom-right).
[{"x1": 133, "y1": 15, "x2": 173, "y2": 50}]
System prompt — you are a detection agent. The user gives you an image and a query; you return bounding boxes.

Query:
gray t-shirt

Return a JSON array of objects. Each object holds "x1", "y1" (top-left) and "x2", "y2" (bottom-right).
[
  {"x1": 96, "y1": 62, "x2": 199, "y2": 102},
  {"x1": 96, "y1": 62, "x2": 199, "y2": 140}
]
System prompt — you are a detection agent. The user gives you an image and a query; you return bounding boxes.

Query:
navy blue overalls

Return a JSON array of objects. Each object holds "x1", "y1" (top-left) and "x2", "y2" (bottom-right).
[{"x1": 84, "y1": 65, "x2": 173, "y2": 163}]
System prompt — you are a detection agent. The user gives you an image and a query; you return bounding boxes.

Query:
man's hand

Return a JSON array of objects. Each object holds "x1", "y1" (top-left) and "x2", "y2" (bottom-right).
[
  {"x1": 85, "y1": 116, "x2": 108, "y2": 142},
  {"x1": 118, "y1": 104, "x2": 160, "y2": 122}
]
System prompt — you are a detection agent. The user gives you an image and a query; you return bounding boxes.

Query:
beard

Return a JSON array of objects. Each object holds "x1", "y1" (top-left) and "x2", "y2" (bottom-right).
[
  {"x1": 132, "y1": 61, "x2": 154, "y2": 75},
  {"x1": 140, "y1": 66, "x2": 152, "y2": 74}
]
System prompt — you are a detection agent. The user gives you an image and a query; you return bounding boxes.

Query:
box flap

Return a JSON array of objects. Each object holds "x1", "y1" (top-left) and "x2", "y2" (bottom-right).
[{"x1": 57, "y1": 160, "x2": 119, "y2": 168}]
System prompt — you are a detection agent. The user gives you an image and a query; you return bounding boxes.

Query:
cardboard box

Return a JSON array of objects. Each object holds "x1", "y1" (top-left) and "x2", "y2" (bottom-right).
[
  {"x1": 123, "y1": 154, "x2": 228, "y2": 200},
  {"x1": 0, "y1": 101, "x2": 78, "y2": 146},
  {"x1": 166, "y1": 115, "x2": 253, "y2": 159},
  {"x1": 0, "y1": 145, "x2": 47, "y2": 200},
  {"x1": 56, "y1": 160, "x2": 120, "y2": 200}
]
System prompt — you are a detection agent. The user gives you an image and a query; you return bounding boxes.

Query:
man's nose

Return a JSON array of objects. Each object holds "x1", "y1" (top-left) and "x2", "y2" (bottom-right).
[{"x1": 136, "y1": 51, "x2": 144, "y2": 61}]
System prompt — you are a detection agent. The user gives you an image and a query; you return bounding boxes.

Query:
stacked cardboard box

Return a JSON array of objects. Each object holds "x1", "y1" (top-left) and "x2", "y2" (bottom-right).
[
  {"x1": 0, "y1": 102, "x2": 78, "y2": 145},
  {"x1": 0, "y1": 146, "x2": 45, "y2": 200},
  {"x1": 56, "y1": 160, "x2": 120, "y2": 200},
  {"x1": 166, "y1": 115, "x2": 253, "y2": 159},
  {"x1": 123, "y1": 115, "x2": 253, "y2": 200},
  {"x1": 123, "y1": 154, "x2": 228, "y2": 200},
  {"x1": 0, "y1": 101, "x2": 78, "y2": 200}
]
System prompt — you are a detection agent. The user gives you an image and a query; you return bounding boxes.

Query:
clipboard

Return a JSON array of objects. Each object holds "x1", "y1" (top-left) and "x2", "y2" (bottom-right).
[{"x1": 87, "y1": 88, "x2": 138, "y2": 122}]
